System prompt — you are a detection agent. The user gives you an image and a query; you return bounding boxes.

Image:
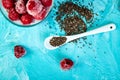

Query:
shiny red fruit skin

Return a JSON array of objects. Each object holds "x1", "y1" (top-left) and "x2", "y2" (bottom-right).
[
  {"x1": 14, "y1": 45, "x2": 26, "y2": 58},
  {"x1": 2, "y1": 0, "x2": 14, "y2": 9},
  {"x1": 41, "y1": 0, "x2": 52, "y2": 7},
  {"x1": 60, "y1": 58, "x2": 74, "y2": 70},
  {"x1": 20, "y1": 13, "x2": 33, "y2": 24},
  {"x1": 8, "y1": 8, "x2": 20, "y2": 21}
]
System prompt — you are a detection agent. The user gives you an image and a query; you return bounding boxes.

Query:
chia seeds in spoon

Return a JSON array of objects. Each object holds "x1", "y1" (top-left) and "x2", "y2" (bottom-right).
[{"x1": 50, "y1": 37, "x2": 67, "y2": 47}]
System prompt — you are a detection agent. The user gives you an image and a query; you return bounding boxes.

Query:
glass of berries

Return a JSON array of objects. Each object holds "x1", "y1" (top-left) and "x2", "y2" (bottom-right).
[{"x1": 0, "y1": 0, "x2": 53, "y2": 27}]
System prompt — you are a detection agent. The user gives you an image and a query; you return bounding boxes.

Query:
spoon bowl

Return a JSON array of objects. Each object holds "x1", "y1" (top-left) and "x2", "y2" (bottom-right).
[{"x1": 44, "y1": 36, "x2": 59, "y2": 50}]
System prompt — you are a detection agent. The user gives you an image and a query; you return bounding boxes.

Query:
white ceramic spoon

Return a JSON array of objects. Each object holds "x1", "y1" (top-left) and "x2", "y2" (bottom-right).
[{"x1": 44, "y1": 23, "x2": 116, "y2": 50}]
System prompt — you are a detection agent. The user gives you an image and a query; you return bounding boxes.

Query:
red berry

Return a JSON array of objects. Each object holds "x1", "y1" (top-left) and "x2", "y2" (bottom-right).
[
  {"x1": 41, "y1": 0, "x2": 52, "y2": 7},
  {"x1": 14, "y1": 45, "x2": 26, "y2": 58},
  {"x1": 2, "y1": 0, "x2": 14, "y2": 9},
  {"x1": 60, "y1": 58, "x2": 74, "y2": 70},
  {"x1": 20, "y1": 13, "x2": 33, "y2": 24},
  {"x1": 8, "y1": 8, "x2": 20, "y2": 21},
  {"x1": 15, "y1": 0, "x2": 26, "y2": 14},
  {"x1": 26, "y1": 0, "x2": 43, "y2": 16},
  {"x1": 28, "y1": 1, "x2": 36, "y2": 10},
  {"x1": 34, "y1": 8, "x2": 47, "y2": 20}
]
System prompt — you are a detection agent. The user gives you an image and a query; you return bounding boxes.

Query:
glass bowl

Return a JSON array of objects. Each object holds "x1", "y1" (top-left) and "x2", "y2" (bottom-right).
[{"x1": 0, "y1": 0, "x2": 53, "y2": 27}]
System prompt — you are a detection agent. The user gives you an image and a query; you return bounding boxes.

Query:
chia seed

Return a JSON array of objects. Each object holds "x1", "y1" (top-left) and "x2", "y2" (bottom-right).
[{"x1": 55, "y1": 1, "x2": 94, "y2": 42}]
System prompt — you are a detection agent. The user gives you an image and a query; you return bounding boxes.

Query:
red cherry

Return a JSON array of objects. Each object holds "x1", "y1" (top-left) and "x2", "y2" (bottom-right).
[
  {"x1": 2, "y1": 0, "x2": 14, "y2": 9},
  {"x1": 20, "y1": 13, "x2": 33, "y2": 24},
  {"x1": 34, "y1": 8, "x2": 47, "y2": 20},
  {"x1": 8, "y1": 8, "x2": 20, "y2": 21},
  {"x1": 60, "y1": 58, "x2": 74, "y2": 70},
  {"x1": 14, "y1": 45, "x2": 26, "y2": 58},
  {"x1": 41, "y1": 0, "x2": 52, "y2": 7}
]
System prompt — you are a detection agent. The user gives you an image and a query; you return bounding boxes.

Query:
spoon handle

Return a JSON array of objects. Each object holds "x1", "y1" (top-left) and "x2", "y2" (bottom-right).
[{"x1": 66, "y1": 23, "x2": 116, "y2": 41}]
